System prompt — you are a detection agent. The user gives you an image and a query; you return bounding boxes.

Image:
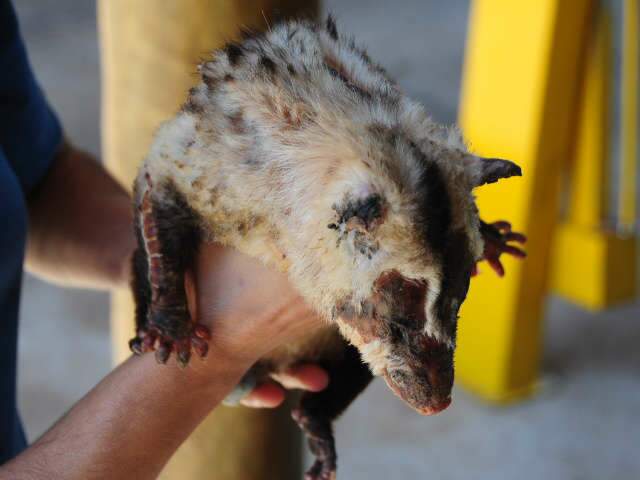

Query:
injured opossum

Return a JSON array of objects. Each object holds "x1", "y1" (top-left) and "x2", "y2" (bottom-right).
[{"x1": 129, "y1": 16, "x2": 526, "y2": 480}]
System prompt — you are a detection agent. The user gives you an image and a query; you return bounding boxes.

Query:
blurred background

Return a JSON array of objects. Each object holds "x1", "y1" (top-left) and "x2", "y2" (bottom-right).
[{"x1": 14, "y1": 0, "x2": 639, "y2": 479}]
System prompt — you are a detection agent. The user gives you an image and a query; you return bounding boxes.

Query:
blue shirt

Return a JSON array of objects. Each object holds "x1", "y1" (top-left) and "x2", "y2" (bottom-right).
[{"x1": 0, "y1": 0, "x2": 62, "y2": 464}]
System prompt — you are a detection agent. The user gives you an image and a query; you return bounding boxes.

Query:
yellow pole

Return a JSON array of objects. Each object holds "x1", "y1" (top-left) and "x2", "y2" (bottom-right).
[
  {"x1": 457, "y1": 0, "x2": 594, "y2": 402},
  {"x1": 99, "y1": 1, "x2": 318, "y2": 478},
  {"x1": 567, "y1": 8, "x2": 612, "y2": 230},
  {"x1": 550, "y1": 5, "x2": 638, "y2": 310},
  {"x1": 620, "y1": 0, "x2": 638, "y2": 230}
]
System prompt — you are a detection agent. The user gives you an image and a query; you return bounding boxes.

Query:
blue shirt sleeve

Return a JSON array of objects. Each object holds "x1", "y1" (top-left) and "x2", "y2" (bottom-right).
[{"x1": 0, "y1": 0, "x2": 62, "y2": 195}]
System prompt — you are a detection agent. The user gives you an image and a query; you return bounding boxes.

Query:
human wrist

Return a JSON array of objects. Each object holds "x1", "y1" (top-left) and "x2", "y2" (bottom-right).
[
  {"x1": 135, "y1": 346, "x2": 251, "y2": 403},
  {"x1": 203, "y1": 330, "x2": 262, "y2": 375}
]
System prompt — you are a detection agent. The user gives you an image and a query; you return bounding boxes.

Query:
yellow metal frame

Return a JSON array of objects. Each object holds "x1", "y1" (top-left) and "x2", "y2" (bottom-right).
[
  {"x1": 456, "y1": 0, "x2": 594, "y2": 403},
  {"x1": 567, "y1": 9, "x2": 612, "y2": 231},
  {"x1": 551, "y1": 224, "x2": 637, "y2": 310},
  {"x1": 550, "y1": 6, "x2": 637, "y2": 310},
  {"x1": 620, "y1": 0, "x2": 638, "y2": 229}
]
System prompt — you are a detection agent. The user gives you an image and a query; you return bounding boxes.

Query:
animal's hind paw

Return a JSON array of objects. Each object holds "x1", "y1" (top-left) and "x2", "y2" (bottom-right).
[
  {"x1": 292, "y1": 409, "x2": 337, "y2": 480},
  {"x1": 129, "y1": 321, "x2": 211, "y2": 368},
  {"x1": 304, "y1": 459, "x2": 336, "y2": 480},
  {"x1": 476, "y1": 220, "x2": 526, "y2": 277}
]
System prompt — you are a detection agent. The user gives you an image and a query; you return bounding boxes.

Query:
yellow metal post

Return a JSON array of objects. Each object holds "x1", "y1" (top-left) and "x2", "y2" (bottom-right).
[
  {"x1": 620, "y1": 0, "x2": 638, "y2": 230},
  {"x1": 99, "y1": 1, "x2": 318, "y2": 478},
  {"x1": 567, "y1": 9, "x2": 612, "y2": 231},
  {"x1": 550, "y1": 5, "x2": 637, "y2": 310},
  {"x1": 456, "y1": 0, "x2": 594, "y2": 402}
]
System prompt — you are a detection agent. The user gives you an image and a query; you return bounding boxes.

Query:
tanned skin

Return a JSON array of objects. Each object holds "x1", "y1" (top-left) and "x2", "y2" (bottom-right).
[
  {"x1": 1, "y1": 143, "x2": 330, "y2": 479},
  {"x1": 25, "y1": 142, "x2": 135, "y2": 288}
]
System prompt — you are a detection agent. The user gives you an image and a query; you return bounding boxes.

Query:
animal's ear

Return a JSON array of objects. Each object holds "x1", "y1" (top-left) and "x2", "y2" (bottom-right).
[
  {"x1": 329, "y1": 194, "x2": 386, "y2": 233},
  {"x1": 465, "y1": 156, "x2": 522, "y2": 188}
]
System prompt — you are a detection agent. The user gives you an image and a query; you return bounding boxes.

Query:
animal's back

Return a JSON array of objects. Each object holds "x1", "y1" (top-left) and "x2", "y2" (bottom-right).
[{"x1": 135, "y1": 19, "x2": 397, "y2": 371}]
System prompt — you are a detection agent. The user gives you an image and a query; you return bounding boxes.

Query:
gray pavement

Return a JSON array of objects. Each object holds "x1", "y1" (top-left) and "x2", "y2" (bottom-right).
[{"x1": 13, "y1": 1, "x2": 640, "y2": 478}]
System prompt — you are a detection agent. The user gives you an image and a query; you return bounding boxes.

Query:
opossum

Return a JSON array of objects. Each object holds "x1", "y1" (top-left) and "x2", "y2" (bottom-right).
[{"x1": 129, "y1": 16, "x2": 525, "y2": 480}]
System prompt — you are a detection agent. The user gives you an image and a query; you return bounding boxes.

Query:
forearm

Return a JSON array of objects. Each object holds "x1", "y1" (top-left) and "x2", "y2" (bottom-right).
[
  {"x1": 26, "y1": 141, "x2": 135, "y2": 289},
  {"x1": 0, "y1": 351, "x2": 250, "y2": 480}
]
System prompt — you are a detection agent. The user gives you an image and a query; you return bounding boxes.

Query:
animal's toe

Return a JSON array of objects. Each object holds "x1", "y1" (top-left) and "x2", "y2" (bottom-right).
[
  {"x1": 194, "y1": 324, "x2": 211, "y2": 340},
  {"x1": 192, "y1": 336, "x2": 209, "y2": 358}
]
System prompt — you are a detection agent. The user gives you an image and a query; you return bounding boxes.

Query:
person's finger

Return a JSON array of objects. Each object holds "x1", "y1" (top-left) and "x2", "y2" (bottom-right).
[
  {"x1": 505, "y1": 232, "x2": 527, "y2": 244},
  {"x1": 503, "y1": 245, "x2": 527, "y2": 258},
  {"x1": 240, "y1": 382, "x2": 286, "y2": 408},
  {"x1": 270, "y1": 364, "x2": 330, "y2": 392}
]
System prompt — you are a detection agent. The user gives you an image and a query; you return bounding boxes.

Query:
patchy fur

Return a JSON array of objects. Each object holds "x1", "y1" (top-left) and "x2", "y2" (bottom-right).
[{"x1": 132, "y1": 16, "x2": 523, "y2": 480}]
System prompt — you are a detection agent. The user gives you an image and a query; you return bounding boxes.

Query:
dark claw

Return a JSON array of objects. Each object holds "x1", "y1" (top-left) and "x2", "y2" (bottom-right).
[
  {"x1": 176, "y1": 349, "x2": 191, "y2": 368},
  {"x1": 176, "y1": 341, "x2": 192, "y2": 368},
  {"x1": 155, "y1": 342, "x2": 172, "y2": 364},
  {"x1": 129, "y1": 337, "x2": 144, "y2": 355}
]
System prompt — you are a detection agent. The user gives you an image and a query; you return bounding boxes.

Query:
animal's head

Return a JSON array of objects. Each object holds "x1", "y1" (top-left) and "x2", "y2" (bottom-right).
[{"x1": 292, "y1": 122, "x2": 521, "y2": 415}]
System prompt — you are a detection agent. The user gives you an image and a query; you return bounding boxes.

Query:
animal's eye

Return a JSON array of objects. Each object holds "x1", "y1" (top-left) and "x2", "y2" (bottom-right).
[{"x1": 332, "y1": 193, "x2": 386, "y2": 234}]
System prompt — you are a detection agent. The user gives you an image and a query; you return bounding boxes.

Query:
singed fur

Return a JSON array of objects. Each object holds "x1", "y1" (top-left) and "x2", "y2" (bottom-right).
[{"x1": 137, "y1": 18, "x2": 487, "y2": 372}]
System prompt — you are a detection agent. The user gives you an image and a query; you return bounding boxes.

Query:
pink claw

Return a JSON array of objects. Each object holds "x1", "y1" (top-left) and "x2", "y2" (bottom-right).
[{"x1": 194, "y1": 324, "x2": 211, "y2": 340}]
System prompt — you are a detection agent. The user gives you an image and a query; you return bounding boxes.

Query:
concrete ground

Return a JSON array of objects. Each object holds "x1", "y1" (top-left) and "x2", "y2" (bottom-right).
[{"x1": 14, "y1": 1, "x2": 640, "y2": 479}]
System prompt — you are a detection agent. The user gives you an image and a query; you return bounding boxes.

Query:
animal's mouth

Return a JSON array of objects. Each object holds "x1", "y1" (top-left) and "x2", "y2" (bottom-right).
[{"x1": 382, "y1": 369, "x2": 452, "y2": 415}]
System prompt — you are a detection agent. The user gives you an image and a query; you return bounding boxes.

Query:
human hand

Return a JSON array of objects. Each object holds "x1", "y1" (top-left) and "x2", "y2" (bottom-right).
[{"x1": 185, "y1": 243, "x2": 328, "y2": 407}]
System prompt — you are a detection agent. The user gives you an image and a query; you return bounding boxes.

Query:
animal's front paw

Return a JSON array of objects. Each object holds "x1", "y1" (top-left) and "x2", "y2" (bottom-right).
[
  {"x1": 129, "y1": 312, "x2": 211, "y2": 367},
  {"x1": 476, "y1": 220, "x2": 526, "y2": 277}
]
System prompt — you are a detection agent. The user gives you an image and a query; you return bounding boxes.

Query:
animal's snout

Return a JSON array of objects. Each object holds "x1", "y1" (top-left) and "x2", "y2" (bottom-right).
[{"x1": 383, "y1": 338, "x2": 454, "y2": 415}]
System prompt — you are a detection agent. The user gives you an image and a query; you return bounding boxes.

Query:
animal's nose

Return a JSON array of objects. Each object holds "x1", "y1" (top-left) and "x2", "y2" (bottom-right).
[{"x1": 417, "y1": 397, "x2": 451, "y2": 416}]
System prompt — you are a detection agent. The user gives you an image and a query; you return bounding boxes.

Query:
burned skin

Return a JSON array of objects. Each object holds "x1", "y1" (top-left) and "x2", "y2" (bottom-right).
[{"x1": 337, "y1": 270, "x2": 455, "y2": 415}]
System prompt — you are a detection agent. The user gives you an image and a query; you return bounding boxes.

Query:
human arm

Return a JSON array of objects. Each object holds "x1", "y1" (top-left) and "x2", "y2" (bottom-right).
[
  {"x1": 25, "y1": 141, "x2": 135, "y2": 289},
  {"x1": 0, "y1": 243, "x2": 327, "y2": 479}
]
